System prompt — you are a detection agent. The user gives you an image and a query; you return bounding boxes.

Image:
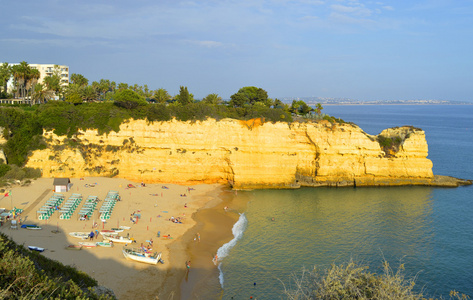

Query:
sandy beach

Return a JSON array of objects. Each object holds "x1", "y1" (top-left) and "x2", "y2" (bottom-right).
[{"x1": 0, "y1": 177, "x2": 227, "y2": 299}]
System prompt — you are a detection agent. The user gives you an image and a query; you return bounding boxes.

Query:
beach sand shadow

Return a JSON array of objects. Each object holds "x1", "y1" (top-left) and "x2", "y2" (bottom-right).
[{"x1": 0, "y1": 223, "x2": 188, "y2": 299}]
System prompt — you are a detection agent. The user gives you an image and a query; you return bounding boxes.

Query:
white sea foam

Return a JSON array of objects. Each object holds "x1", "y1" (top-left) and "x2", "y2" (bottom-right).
[{"x1": 216, "y1": 213, "x2": 247, "y2": 288}]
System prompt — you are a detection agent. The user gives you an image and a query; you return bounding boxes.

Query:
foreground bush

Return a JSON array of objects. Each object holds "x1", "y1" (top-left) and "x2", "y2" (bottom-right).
[{"x1": 283, "y1": 259, "x2": 469, "y2": 300}]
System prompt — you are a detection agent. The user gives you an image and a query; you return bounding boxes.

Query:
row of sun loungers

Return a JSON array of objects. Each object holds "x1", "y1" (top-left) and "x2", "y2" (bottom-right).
[
  {"x1": 78, "y1": 196, "x2": 99, "y2": 220},
  {"x1": 99, "y1": 191, "x2": 120, "y2": 220},
  {"x1": 59, "y1": 194, "x2": 83, "y2": 220},
  {"x1": 37, "y1": 191, "x2": 118, "y2": 221},
  {"x1": 37, "y1": 193, "x2": 65, "y2": 220}
]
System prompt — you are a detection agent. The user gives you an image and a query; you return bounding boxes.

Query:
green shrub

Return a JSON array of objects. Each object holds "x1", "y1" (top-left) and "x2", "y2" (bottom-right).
[
  {"x1": 378, "y1": 135, "x2": 403, "y2": 156},
  {"x1": 23, "y1": 167, "x2": 41, "y2": 178},
  {"x1": 284, "y1": 259, "x2": 469, "y2": 300},
  {"x1": 146, "y1": 103, "x2": 172, "y2": 122},
  {"x1": 113, "y1": 89, "x2": 147, "y2": 109},
  {"x1": 378, "y1": 135, "x2": 393, "y2": 148},
  {"x1": 0, "y1": 163, "x2": 11, "y2": 177},
  {"x1": 1, "y1": 165, "x2": 41, "y2": 181},
  {"x1": 284, "y1": 260, "x2": 421, "y2": 300},
  {"x1": 322, "y1": 115, "x2": 347, "y2": 124}
]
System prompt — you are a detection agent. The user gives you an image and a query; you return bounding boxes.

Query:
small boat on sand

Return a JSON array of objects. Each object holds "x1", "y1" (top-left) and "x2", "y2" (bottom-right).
[
  {"x1": 69, "y1": 232, "x2": 90, "y2": 239},
  {"x1": 122, "y1": 247, "x2": 162, "y2": 265},
  {"x1": 108, "y1": 235, "x2": 134, "y2": 244},
  {"x1": 21, "y1": 224, "x2": 42, "y2": 230},
  {"x1": 28, "y1": 246, "x2": 45, "y2": 252},
  {"x1": 79, "y1": 242, "x2": 97, "y2": 248},
  {"x1": 118, "y1": 226, "x2": 131, "y2": 230},
  {"x1": 100, "y1": 232, "x2": 120, "y2": 239},
  {"x1": 96, "y1": 241, "x2": 113, "y2": 247},
  {"x1": 101, "y1": 229, "x2": 122, "y2": 233}
]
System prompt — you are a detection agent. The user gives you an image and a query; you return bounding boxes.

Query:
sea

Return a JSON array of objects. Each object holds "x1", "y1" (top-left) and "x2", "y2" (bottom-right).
[{"x1": 207, "y1": 105, "x2": 473, "y2": 299}]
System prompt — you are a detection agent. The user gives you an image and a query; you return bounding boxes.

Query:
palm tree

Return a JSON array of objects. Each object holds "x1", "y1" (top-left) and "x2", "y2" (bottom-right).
[
  {"x1": 82, "y1": 86, "x2": 97, "y2": 102},
  {"x1": 0, "y1": 62, "x2": 12, "y2": 95},
  {"x1": 97, "y1": 79, "x2": 112, "y2": 101},
  {"x1": 153, "y1": 88, "x2": 171, "y2": 103},
  {"x1": 11, "y1": 62, "x2": 40, "y2": 101},
  {"x1": 32, "y1": 83, "x2": 53, "y2": 104},
  {"x1": 70, "y1": 73, "x2": 88, "y2": 86},
  {"x1": 202, "y1": 93, "x2": 223, "y2": 105},
  {"x1": 11, "y1": 61, "x2": 30, "y2": 98},
  {"x1": 43, "y1": 73, "x2": 61, "y2": 99}
]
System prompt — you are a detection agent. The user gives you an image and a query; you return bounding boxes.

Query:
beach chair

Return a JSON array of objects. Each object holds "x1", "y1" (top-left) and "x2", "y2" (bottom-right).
[{"x1": 10, "y1": 220, "x2": 18, "y2": 229}]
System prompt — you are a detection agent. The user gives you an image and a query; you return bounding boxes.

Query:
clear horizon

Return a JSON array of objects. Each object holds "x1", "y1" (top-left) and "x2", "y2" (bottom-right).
[{"x1": 2, "y1": 1, "x2": 472, "y2": 102}]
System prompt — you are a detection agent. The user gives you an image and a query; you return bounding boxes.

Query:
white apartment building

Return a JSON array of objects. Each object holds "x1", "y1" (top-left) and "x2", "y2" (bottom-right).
[
  {"x1": 4, "y1": 63, "x2": 70, "y2": 93},
  {"x1": 30, "y1": 64, "x2": 70, "y2": 87}
]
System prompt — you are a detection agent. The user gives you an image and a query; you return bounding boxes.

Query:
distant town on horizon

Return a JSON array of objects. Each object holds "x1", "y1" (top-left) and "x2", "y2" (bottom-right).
[{"x1": 279, "y1": 98, "x2": 472, "y2": 106}]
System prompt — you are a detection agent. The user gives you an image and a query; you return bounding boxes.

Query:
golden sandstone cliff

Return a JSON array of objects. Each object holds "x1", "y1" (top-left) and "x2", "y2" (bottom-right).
[{"x1": 23, "y1": 118, "x2": 462, "y2": 189}]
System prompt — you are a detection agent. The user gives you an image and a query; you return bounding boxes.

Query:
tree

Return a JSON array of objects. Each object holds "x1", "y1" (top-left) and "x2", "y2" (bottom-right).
[
  {"x1": 118, "y1": 82, "x2": 129, "y2": 90},
  {"x1": 32, "y1": 84, "x2": 53, "y2": 104},
  {"x1": 11, "y1": 62, "x2": 40, "y2": 100},
  {"x1": 176, "y1": 86, "x2": 194, "y2": 105},
  {"x1": 97, "y1": 79, "x2": 112, "y2": 100},
  {"x1": 290, "y1": 100, "x2": 312, "y2": 115},
  {"x1": 0, "y1": 62, "x2": 12, "y2": 95},
  {"x1": 70, "y1": 73, "x2": 88, "y2": 86},
  {"x1": 114, "y1": 89, "x2": 147, "y2": 109},
  {"x1": 273, "y1": 98, "x2": 284, "y2": 109},
  {"x1": 82, "y1": 86, "x2": 97, "y2": 102},
  {"x1": 142, "y1": 84, "x2": 152, "y2": 99},
  {"x1": 229, "y1": 86, "x2": 269, "y2": 107},
  {"x1": 110, "y1": 81, "x2": 116, "y2": 92},
  {"x1": 202, "y1": 93, "x2": 223, "y2": 105},
  {"x1": 315, "y1": 103, "x2": 323, "y2": 115},
  {"x1": 41, "y1": 65, "x2": 64, "y2": 100},
  {"x1": 153, "y1": 88, "x2": 171, "y2": 103},
  {"x1": 43, "y1": 74, "x2": 61, "y2": 98},
  {"x1": 65, "y1": 92, "x2": 83, "y2": 104}
]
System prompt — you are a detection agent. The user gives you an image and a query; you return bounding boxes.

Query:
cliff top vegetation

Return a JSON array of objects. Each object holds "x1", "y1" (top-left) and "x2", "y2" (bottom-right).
[{"x1": 0, "y1": 68, "x2": 336, "y2": 167}]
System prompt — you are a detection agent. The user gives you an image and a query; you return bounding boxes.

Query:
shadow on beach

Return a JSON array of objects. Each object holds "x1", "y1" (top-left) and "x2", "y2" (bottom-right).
[{"x1": 0, "y1": 222, "x2": 188, "y2": 299}]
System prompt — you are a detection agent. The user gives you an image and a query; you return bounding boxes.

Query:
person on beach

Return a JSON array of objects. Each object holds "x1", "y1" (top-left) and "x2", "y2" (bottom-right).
[
  {"x1": 197, "y1": 232, "x2": 200, "y2": 242},
  {"x1": 89, "y1": 231, "x2": 94, "y2": 240},
  {"x1": 186, "y1": 260, "x2": 191, "y2": 270}
]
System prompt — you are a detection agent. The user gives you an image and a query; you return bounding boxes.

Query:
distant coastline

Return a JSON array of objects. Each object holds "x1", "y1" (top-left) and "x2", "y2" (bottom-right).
[{"x1": 280, "y1": 98, "x2": 472, "y2": 106}]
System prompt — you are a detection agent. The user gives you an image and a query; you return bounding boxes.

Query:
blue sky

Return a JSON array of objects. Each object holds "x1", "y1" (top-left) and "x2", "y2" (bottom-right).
[{"x1": 1, "y1": 0, "x2": 472, "y2": 101}]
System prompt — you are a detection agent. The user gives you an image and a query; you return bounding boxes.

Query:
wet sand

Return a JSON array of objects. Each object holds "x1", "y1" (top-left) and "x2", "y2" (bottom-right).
[
  {"x1": 0, "y1": 177, "x2": 226, "y2": 299},
  {"x1": 178, "y1": 189, "x2": 240, "y2": 299}
]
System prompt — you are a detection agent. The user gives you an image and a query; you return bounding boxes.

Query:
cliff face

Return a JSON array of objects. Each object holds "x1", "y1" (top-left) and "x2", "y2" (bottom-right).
[{"x1": 25, "y1": 119, "x2": 434, "y2": 189}]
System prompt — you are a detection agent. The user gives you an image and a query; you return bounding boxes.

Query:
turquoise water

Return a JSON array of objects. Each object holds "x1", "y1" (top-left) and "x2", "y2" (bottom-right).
[{"x1": 217, "y1": 105, "x2": 473, "y2": 299}]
